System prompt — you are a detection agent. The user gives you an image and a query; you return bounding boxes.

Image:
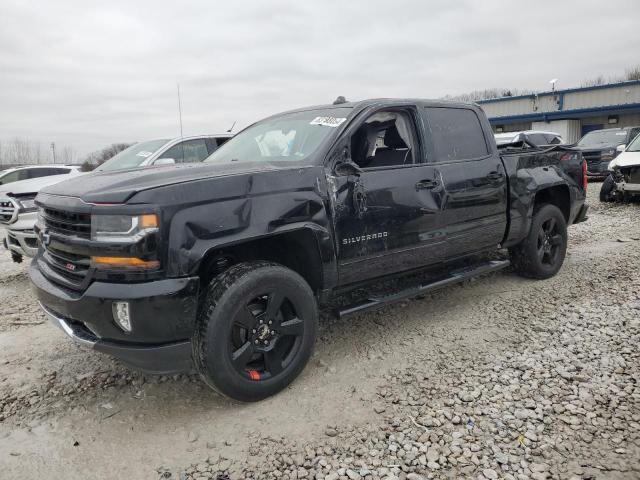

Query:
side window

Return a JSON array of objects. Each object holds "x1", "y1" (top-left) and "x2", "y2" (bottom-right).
[
  {"x1": 0, "y1": 171, "x2": 20, "y2": 185},
  {"x1": 26, "y1": 168, "x2": 67, "y2": 179},
  {"x1": 25, "y1": 169, "x2": 46, "y2": 179},
  {"x1": 629, "y1": 128, "x2": 640, "y2": 143},
  {"x1": 17, "y1": 169, "x2": 30, "y2": 181},
  {"x1": 350, "y1": 110, "x2": 416, "y2": 169},
  {"x1": 547, "y1": 135, "x2": 562, "y2": 145},
  {"x1": 216, "y1": 136, "x2": 231, "y2": 147},
  {"x1": 205, "y1": 138, "x2": 218, "y2": 155},
  {"x1": 158, "y1": 139, "x2": 209, "y2": 164},
  {"x1": 422, "y1": 107, "x2": 489, "y2": 162}
]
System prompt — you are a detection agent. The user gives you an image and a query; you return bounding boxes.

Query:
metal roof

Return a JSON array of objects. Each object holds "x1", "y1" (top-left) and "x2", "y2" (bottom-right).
[{"x1": 477, "y1": 80, "x2": 640, "y2": 105}]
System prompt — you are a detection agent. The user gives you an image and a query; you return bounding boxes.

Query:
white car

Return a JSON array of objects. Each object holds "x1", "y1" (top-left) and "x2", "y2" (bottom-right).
[
  {"x1": 1, "y1": 168, "x2": 83, "y2": 261},
  {"x1": 0, "y1": 164, "x2": 80, "y2": 186},
  {"x1": 601, "y1": 133, "x2": 640, "y2": 202},
  {"x1": 94, "y1": 134, "x2": 233, "y2": 172}
]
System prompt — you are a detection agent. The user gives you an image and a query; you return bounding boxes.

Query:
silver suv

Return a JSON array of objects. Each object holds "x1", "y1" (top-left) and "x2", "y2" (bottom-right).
[{"x1": 94, "y1": 134, "x2": 233, "y2": 172}]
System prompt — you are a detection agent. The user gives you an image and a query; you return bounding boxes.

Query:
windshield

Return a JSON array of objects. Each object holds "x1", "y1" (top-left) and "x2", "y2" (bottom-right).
[
  {"x1": 577, "y1": 130, "x2": 627, "y2": 147},
  {"x1": 95, "y1": 139, "x2": 170, "y2": 172},
  {"x1": 627, "y1": 132, "x2": 640, "y2": 152},
  {"x1": 204, "y1": 108, "x2": 352, "y2": 166}
]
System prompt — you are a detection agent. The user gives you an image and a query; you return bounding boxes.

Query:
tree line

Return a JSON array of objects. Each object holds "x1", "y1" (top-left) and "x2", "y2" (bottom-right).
[
  {"x1": 0, "y1": 138, "x2": 131, "y2": 172},
  {"x1": 0, "y1": 138, "x2": 77, "y2": 169}
]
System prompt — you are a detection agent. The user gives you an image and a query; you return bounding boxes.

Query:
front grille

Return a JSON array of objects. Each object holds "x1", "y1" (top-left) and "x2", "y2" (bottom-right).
[
  {"x1": 42, "y1": 246, "x2": 90, "y2": 287},
  {"x1": 0, "y1": 198, "x2": 16, "y2": 224},
  {"x1": 626, "y1": 167, "x2": 640, "y2": 184},
  {"x1": 40, "y1": 206, "x2": 92, "y2": 291},
  {"x1": 43, "y1": 207, "x2": 91, "y2": 239}
]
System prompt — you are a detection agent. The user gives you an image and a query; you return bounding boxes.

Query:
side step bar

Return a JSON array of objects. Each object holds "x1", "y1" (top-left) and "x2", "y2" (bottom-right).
[{"x1": 337, "y1": 259, "x2": 510, "y2": 318}]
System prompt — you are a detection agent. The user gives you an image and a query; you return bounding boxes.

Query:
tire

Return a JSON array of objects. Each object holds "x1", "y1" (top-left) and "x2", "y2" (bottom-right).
[
  {"x1": 599, "y1": 174, "x2": 616, "y2": 202},
  {"x1": 193, "y1": 261, "x2": 318, "y2": 402},
  {"x1": 510, "y1": 204, "x2": 567, "y2": 280}
]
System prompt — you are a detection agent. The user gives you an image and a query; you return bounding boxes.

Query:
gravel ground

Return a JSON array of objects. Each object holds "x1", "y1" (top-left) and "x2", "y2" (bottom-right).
[{"x1": 1, "y1": 187, "x2": 639, "y2": 480}]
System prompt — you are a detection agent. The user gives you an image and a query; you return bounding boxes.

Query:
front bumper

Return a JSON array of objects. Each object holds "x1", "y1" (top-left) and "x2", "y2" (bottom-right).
[
  {"x1": 615, "y1": 181, "x2": 640, "y2": 194},
  {"x1": 4, "y1": 210, "x2": 38, "y2": 257},
  {"x1": 30, "y1": 261, "x2": 200, "y2": 374},
  {"x1": 6, "y1": 228, "x2": 38, "y2": 257}
]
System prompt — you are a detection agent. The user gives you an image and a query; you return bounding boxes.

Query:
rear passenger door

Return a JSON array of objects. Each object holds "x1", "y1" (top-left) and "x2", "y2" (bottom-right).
[{"x1": 420, "y1": 107, "x2": 508, "y2": 259}]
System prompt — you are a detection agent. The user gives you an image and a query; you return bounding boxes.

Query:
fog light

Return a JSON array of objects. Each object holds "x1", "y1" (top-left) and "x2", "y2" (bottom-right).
[{"x1": 112, "y1": 301, "x2": 132, "y2": 332}]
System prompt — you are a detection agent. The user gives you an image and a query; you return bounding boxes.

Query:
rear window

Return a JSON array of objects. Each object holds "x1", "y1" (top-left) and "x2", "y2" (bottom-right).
[{"x1": 422, "y1": 107, "x2": 489, "y2": 162}]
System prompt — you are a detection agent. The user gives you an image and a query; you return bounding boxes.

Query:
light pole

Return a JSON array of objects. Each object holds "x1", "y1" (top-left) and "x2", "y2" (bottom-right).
[{"x1": 51, "y1": 142, "x2": 56, "y2": 164}]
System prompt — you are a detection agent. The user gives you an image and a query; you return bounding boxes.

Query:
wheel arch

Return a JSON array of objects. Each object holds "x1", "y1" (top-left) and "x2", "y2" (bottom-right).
[
  {"x1": 197, "y1": 227, "x2": 326, "y2": 295},
  {"x1": 532, "y1": 184, "x2": 571, "y2": 222}
]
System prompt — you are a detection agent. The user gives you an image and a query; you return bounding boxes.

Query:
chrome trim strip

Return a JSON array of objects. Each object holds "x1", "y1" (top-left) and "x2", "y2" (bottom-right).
[{"x1": 38, "y1": 301, "x2": 96, "y2": 348}]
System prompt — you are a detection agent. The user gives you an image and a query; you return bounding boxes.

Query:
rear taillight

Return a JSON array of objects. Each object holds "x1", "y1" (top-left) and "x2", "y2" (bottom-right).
[{"x1": 582, "y1": 159, "x2": 588, "y2": 190}]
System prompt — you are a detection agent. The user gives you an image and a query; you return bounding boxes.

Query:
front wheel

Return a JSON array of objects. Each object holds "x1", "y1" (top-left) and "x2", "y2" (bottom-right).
[
  {"x1": 510, "y1": 204, "x2": 567, "y2": 279},
  {"x1": 599, "y1": 174, "x2": 617, "y2": 202},
  {"x1": 193, "y1": 261, "x2": 318, "y2": 402}
]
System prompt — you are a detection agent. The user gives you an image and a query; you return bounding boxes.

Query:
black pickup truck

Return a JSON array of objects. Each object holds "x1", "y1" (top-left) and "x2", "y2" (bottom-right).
[{"x1": 30, "y1": 99, "x2": 588, "y2": 401}]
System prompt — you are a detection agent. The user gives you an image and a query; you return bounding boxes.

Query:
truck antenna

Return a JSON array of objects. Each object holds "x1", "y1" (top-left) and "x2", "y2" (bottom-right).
[
  {"x1": 227, "y1": 121, "x2": 237, "y2": 133},
  {"x1": 177, "y1": 82, "x2": 184, "y2": 138}
]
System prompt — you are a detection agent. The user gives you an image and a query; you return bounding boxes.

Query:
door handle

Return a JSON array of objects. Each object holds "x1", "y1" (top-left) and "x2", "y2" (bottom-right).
[
  {"x1": 486, "y1": 171, "x2": 504, "y2": 181},
  {"x1": 415, "y1": 179, "x2": 438, "y2": 190}
]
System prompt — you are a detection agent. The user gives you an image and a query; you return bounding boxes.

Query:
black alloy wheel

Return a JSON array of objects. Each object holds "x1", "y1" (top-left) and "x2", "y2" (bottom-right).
[
  {"x1": 510, "y1": 204, "x2": 567, "y2": 279},
  {"x1": 194, "y1": 261, "x2": 317, "y2": 402},
  {"x1": 229, "y1": 291, "x2": 305, "y2": 381},
  {"x1": 536, "y1": 217, "x2": 563, "y2": 268}
]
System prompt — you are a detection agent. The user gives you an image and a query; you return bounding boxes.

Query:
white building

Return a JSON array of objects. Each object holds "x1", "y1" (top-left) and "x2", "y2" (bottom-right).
[{"x1": 477, "y1": 80, "x2": 640, "y2": 143}]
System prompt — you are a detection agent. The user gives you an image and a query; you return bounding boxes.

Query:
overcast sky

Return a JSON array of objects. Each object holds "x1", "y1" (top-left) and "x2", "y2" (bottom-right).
[{"x1": 1, "y1": 0, "x2": 639, "y2": 158}]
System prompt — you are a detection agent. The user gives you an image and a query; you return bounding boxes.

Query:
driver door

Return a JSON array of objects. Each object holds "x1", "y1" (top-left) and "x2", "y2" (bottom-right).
[{"x1": 329, "y1": 108, "x2": 446, "y2": 286}]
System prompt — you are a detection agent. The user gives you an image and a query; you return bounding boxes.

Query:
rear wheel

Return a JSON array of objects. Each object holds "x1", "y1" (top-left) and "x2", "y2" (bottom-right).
[
  {"x1": 599, "y1": 174, "x2": 617, "y2": 202},
  {"x1": 193, "y1": 261, "x2": 317, "y2": 402},
  {"x1": 510, "y1": 204, "x2": 567, "y2": 279}
]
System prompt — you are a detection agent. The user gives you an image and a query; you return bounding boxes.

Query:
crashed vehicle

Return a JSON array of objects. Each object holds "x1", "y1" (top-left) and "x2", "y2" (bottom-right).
[
  {"x1": 1, "y1": 167, "x2": 83, "y2": 262},
  {"x1": 494, "y1": 130, "x2": 564, "y2": 148},
  {"x1": 600, "y1": 132, "x2": 640, "y2": 202},
  {"x1": 30, "y1": 99, "x2": 588, "y2": 401},
  {"x1": 575, "y1": 126, "x2": 640, "y2": 179}
]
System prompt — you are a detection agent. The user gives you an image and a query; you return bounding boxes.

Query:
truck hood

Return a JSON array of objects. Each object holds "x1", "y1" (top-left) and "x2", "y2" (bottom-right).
[
  {"x1": 609, "y1": 151, "x2": 640, "y2": 170},
  {"x1": 40, "y1": 162, "x2": 298, "y2": 204},
  {"x1": 0, "y1": 171, "x2": 84, "y2": 196}
]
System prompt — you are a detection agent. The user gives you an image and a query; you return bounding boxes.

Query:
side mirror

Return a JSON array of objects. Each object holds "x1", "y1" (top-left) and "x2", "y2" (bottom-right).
[
  {"x1": 334, "y1": 160, "x2": 363, "y2": 177},
  {"x1": 616, "y1": 144, "x2": 626, "y2": 153},
  {"x1": 154, "y1": 158, "x2": 176, "y2": 166}
]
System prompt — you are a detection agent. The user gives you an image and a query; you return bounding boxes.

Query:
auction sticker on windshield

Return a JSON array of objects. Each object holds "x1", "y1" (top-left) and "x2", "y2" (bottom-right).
[
  {"x1": 136, "y1": 151, "x2": 153, "y2": 157},
  {"x1": 310, "y1": 117, "x2": 347, "y2": 127}
]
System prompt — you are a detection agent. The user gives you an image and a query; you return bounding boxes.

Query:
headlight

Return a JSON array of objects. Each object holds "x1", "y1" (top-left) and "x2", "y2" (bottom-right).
[
  {"x1": 17, "y1": 197, "x2": 37, "y2": 212},
  {"x1": 91, "y1": 213, "x2": 158, "y2": 242}
]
